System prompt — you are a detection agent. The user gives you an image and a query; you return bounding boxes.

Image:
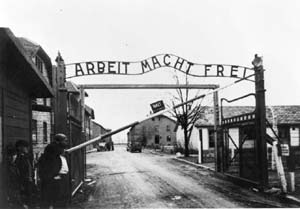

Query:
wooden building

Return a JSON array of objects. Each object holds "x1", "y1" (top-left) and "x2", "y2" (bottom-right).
[
  {"x1": 177, "y1": 106, "x2": 300, "y2": 165},
  {"x1": 18, "y1": 37, "x2": 54, "y2": 160},
  {"x1": 0, "y1": 28, "x2": 53, "y2": 206}
]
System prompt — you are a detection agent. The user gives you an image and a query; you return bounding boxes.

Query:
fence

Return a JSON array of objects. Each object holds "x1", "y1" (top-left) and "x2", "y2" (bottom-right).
[{"x1": 67, "y1": 116, "x2": 85, "y2": 197}]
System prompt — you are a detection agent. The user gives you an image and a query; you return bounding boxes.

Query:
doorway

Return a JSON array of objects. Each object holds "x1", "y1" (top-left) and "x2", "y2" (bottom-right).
[{"x1": 155, "y1": 135, "x2": 160, "y2": 144}]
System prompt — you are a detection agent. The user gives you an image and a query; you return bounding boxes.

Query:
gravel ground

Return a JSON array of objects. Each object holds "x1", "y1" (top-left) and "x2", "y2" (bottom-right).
[{"x1": 69, "y1": 145, "x2": 300, "y2": 208}]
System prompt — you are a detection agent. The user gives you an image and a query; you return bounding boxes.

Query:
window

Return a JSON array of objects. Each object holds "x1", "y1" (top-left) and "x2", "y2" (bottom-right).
[
  {"x1": 278, "y1": 127, "x2": 289, "y2": 138},
  {"x1": 43, "y1": 98, "x2": 47, "y2": 106},
  {"x1": 166, "y1": 125, "x2": 170, "y2": 132},
  {"x1": 278, "y1": 126, "x2": 290, "y2": 144},
  {"x1": 154, "y1": 125, "x2": 159, "y2": 132},
  {"x1": 43, "y1": 122, "x2": 47, "y2": 143},
  {"x1": 166, "y1": 136, "x2": 171, "y2": 142},
  {"x1": 35, "y1": 56, "x2": 44, "y2": 73},
  {"x1": 32, "y1": 119, "x2": 38, "y2": 143},
  {"x1": 208, "y1": 129, "x2": 215, "y2": 148},
  {"x1": 155, "y1": 135, "x2": 160, "y2": 144}
]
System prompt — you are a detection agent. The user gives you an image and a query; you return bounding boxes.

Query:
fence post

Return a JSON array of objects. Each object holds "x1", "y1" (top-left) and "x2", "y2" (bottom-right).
[
  {"x1": 252, "y1": 54, "x2": 268, "y2": 189},
  {"x1": 287, "y1": 148, "x2": 296, "y2": 192},
  {"x1": 198, "y1": 129, "x2": 203, "y2": 164}
]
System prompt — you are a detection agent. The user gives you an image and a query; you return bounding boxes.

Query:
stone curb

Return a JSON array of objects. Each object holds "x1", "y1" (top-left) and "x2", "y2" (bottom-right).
[
  {"x1": 174, "y1": 157, "x2": 215, "y2": 171},
  {"x1": 284, "y1": 195, "x2": 300, "y2": 205},
  {"x1": 86, "y1": 148, "x2": 97, "y2": 153}
]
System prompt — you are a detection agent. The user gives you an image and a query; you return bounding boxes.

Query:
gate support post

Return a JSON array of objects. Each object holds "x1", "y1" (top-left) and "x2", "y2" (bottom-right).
[
  {"x1": 55, "y1": 53, "x2": 71, "y2": 201},
  {"x1": 80, "y1": 87, "x2": 86, "y2": 178},
  {"x1": 253, "y1": 54, "x2": 268, "y2": 189},
  {"x1": 54, "y1": 52, "x2": 68, "y2": 135}
]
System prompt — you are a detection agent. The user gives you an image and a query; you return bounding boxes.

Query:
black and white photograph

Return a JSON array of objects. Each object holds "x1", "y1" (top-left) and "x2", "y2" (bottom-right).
[{"x1": 1, "y1": 0, "x2": 300, "y2": 208}]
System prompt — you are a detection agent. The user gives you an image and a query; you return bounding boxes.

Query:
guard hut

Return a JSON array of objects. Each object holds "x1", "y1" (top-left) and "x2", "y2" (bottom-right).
[{"x1": 0, "y1": 28, "x2": 53, "y2": 206}]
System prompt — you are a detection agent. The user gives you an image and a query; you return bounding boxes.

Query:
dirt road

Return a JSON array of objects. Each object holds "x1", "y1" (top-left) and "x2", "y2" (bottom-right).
[{"x1": 75, "y1": 145, "x2": 298, "y2": 208}]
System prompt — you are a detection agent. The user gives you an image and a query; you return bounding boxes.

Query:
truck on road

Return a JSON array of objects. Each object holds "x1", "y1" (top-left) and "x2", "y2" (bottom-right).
[{"x1": 127, "y1": 138, "x2": 142, "y2": 153}]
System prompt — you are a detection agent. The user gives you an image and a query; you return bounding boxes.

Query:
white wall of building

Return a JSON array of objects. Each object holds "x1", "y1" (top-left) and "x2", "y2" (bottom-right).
[
  {"x1": 176, "y1": 125, "x2": 297, "y2": 154},
  {"x1": 291, "y1": 127, "x2": 300, "y2": 146},
  {"x1": 176, "y1": 126, "x2": 212, "y2": 151},
  {"x1": 176, "y1": 126, "x2": 184, "y2": 148},
  {"x1": 228, "y1": 128, "x2": 239, "y2": 149},
  {"x1": 201, "y1": 128, "x2": 209, "y2": 150},
  {"x1": 32, "y1": 111, "x2": 51, "y2": 158},
  {"x1": 176, "y1": 126, "x2": 200, "y2": 150},
  {"x1": 188, "y1": 127, "x2": 200, "y2": 150}
]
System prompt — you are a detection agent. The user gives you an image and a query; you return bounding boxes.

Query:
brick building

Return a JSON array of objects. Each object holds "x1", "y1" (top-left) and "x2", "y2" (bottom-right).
[
  {"x1": 84, "y1": 105, "x2": 95, "y2": 151},
  {"x1": 128, "y1": 115, "x2": 177, "y2": 148},
  {"x1": 88, "y1": 121, "x2": 112, "y2": 151}
]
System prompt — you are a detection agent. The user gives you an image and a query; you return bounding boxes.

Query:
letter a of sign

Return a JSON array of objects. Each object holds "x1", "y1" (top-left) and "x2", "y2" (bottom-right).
[{"x1": 150, "y1": 100, "x2": 165, "y2": 113}]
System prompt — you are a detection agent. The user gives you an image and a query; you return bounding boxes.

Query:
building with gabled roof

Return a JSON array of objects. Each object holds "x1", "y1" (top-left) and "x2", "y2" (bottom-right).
[
  {"x1": 128, "y1": 115, "x2": 177, "y2": 149},
  {"x1": 0, "y1": 27, "x2": 54, "y2": 206},
  {"x1": 89, "y1": 121, "x2": 112, "y2": 151},
  {"x1": 18, "y1": 37, "x2": 53, "y2": 85},
  {"x1": 176, "y1": 105, "x2": 300, "y2": 164},
  {"x1": 18, "y1": 36, "x2": 55, "y2": 160}
]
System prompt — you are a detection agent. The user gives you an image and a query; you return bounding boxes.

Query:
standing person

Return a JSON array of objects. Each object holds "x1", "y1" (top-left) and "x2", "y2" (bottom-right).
[
  {"x1": 6, "y1": 144, "x2": 21, "y2": 207},
  {"x1": 111, "y1": 141, "x2": 114, "y2": 151},
  {"x1": 38, "y1": 134, "x2": 69, "y2": 209},
  {"x1": 15, "y1": 140, "x2": 34, "y2": 209}
]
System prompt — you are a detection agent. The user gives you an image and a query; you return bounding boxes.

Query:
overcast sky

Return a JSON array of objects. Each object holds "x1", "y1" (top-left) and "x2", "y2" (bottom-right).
[{"x1": 1, "y1": 0, "x2": 300, "y2": 142}]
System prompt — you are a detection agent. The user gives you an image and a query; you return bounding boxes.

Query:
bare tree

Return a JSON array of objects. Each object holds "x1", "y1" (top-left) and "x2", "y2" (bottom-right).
[{"x1": 167, "y1": 73, "x2": 207, "y2": 157}]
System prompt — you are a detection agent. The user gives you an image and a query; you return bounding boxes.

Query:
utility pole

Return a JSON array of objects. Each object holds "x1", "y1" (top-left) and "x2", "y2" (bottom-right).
[{"x1": 252, "y1": 54, "x2": 268, "y2": 189}]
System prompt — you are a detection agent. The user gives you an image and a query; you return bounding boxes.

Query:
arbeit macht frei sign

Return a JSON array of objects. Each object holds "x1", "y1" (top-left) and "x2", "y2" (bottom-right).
[{"x1": 65, "y1": 54, "x2": 254, "y2": 80}]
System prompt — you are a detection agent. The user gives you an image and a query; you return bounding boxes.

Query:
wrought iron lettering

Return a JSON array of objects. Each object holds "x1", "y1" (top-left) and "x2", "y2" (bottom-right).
[{"x1": 66, "y1": 54, "x2": 254, "y2": 81}]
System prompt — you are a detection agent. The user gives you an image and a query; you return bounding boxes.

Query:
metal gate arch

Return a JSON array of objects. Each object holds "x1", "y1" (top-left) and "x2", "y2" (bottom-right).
[{"x1": 58, "y1": 54, "x2": 268, "y2": 196}]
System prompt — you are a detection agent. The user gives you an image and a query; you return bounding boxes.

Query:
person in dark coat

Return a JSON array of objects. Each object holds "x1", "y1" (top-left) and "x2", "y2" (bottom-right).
[
  {"x1": 15, "y1": 140, "x2": 34, "y2": 209},
  {"x1": 38, "y1": 134, "x2": 69, "y2": 209}
]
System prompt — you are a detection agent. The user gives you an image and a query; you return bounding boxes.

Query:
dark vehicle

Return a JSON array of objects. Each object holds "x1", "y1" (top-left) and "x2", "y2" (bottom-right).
[
  {"x1": 105, "y1": 141, "x2": 114, "y2": 151},
  {"x1": 97, "y1": 142, "x2": 107, "y2": 152},
  {"x1": 127, "y1": 140, "x2": 142, "y2": 153}
]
